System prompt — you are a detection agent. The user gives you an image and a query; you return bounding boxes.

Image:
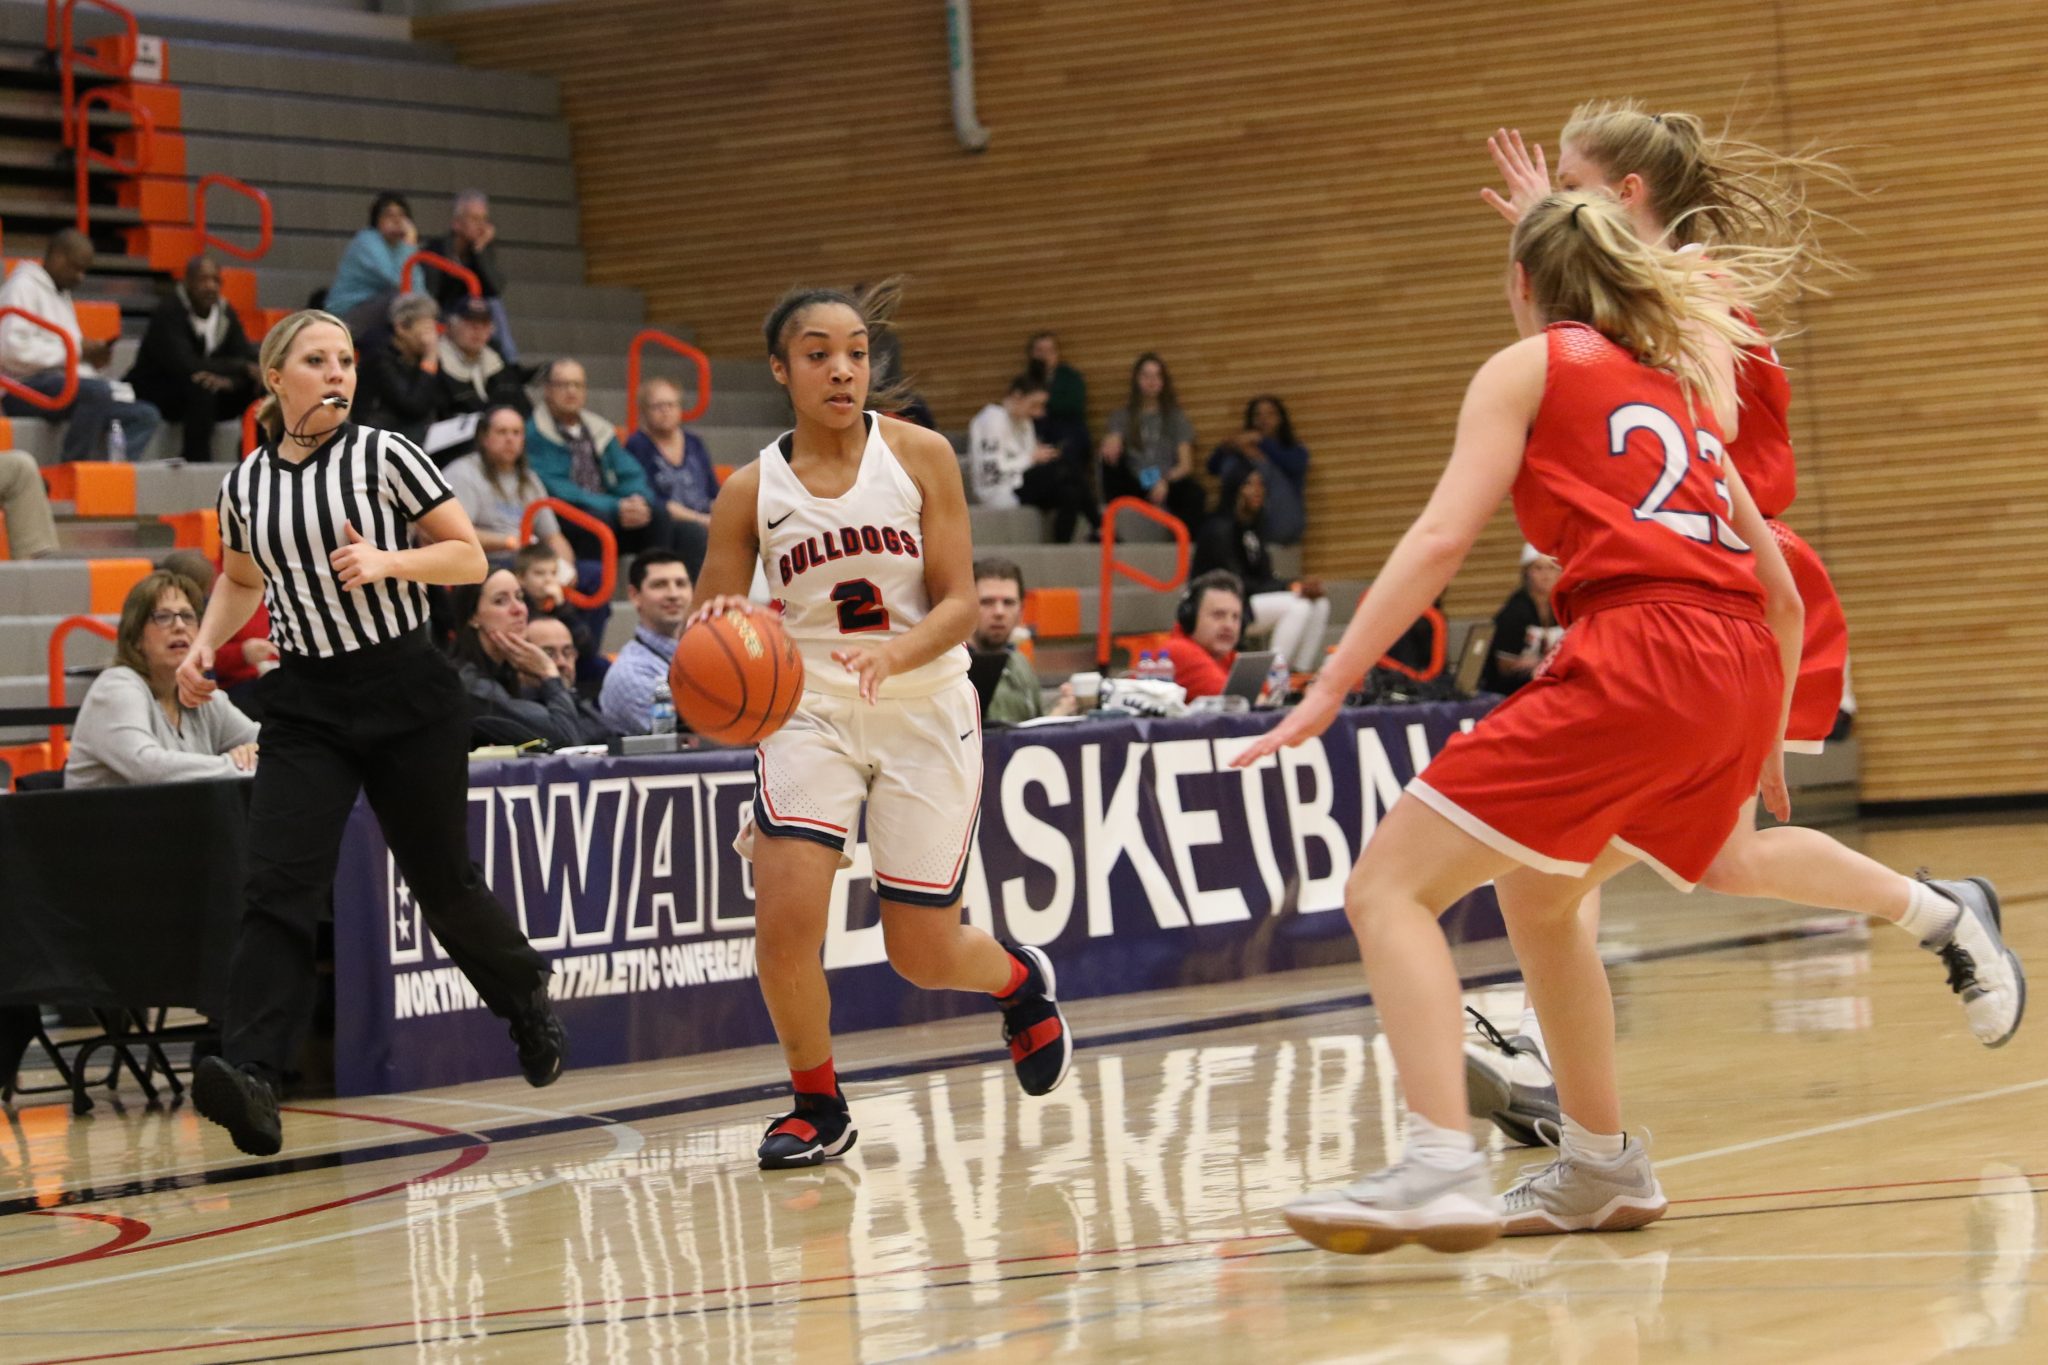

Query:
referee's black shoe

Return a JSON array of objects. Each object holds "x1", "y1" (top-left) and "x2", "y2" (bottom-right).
[
  {"x1": 191, "y1": 1056, "x2": 283, "y2": 1157},
  {"x1": 509, "y1": 987, "x2": 567, "y2": 1087}
]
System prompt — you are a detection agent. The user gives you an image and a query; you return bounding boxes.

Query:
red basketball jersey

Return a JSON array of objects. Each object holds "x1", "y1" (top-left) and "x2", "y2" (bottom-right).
[
  {"x1": 1731, "y1": 337, "x2": 1797, "y2": 520},
  {"x1": 1516, "y1": 323, "x2": 1764, "y2": 625}
]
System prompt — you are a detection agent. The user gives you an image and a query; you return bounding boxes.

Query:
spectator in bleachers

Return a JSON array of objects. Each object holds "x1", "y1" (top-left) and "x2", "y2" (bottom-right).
[
  {"x1": 163, "y1": 548, "x2": 278, "y2": 719},
  {"x1": 325, "y1": 192, "x2": 418, "y2": 337},
  {"x1": 1100, "y1": 352, "x2": 1204, "y2": 531},
  {"x1": 972, "y1": 557, "x2": 1077, "y2": 726},
  {"x1": 447, "y1": 569, "x2": 594, "y2": 750},
  {"x1": 623, "y1": 377, "x2": 716, "y2": 579},
  {"x1": 966, "y1": 374, "x2": 1056, "y2": 506},
  {"x1": 0, "y1": 449, "x2": 57, "y2": 558},
  {"x1": 523, "y1": 614, "x2": 612, "y2": 741},
  {"x1": 1162, "y1": 569, "x2": 1245, "y2": 700},
  {"x1": 422, "y1": 191, "x2": 516, "y2": 362},
  {"x1": 125, "y1": 256, "x2": 260, "y2": 464},
  {"x1": 528, "y1": 358, "x2": 690, "y2": 562},
  {"x1": 0, "y1": 231, "x2": 162, "y2": 462},
  {"x1": 65, "y1": 569, "x2": 258, "y2": 789},
  {"x1": 598, "y1": 550, "x2": 694, "y2": 737},
  {"x1": 1025, "y1": 332, "x2": 1101, "y2": 543},
  {"x1": 444, "y1": 404, "x2": 578, "y2": 568},
  {"x1": 1194, "y1": 469, "x2": 1329, "y2": 674},
  {"x1": 1479, "y1": 545, "x2": 1563, "y2": 696},
  {"x1": 1209, "y1": 395, "x2": 1309, "y2": 546},
  {"x1": 353, "y1": 292, "x2": 448, "y2": 447},
  {"x1": 436, "y1": 295, "x2": 530, "y2": 422}
]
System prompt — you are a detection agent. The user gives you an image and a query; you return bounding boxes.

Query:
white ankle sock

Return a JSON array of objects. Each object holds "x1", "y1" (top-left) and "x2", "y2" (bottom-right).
[
  {"x1": 1405, "y1": 1110, "x2": 1476, "y2": 1165},
  {"x1": 1561, "y1": 1114, "x2": 1626, "y2": 1161},
  {"x1": 1897, "y1": 878, "x2": 1961, "y2": 946},
  {"x1": 1517, "y1": 1001, "x2": 1546, "y2": 1055}
]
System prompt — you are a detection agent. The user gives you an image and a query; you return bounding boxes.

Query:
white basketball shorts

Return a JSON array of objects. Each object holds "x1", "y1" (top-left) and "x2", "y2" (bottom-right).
[{"x1": 738, "y1": 679, "x2": 983, "y2": 907}]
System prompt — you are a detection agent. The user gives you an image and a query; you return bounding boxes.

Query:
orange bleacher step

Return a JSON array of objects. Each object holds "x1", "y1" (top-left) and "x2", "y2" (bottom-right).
[
  {"x1": 159, "y1": 508, "x2": 219, "y2": 561},
  {"x1": 1022, "y1": 587, "x2": 1081, "y2": 638},
  {"x1": 128, "y1": 225, "x2": 198, "y2": 274},
  {"x1": 0, "y1": 508, "x2": 11, "y2": 560},
  {"x1": 41, "y1": 462, "x2": 136, "y2": 516},
  {"x1": 0, "y1": 742, "x2": 57, "y2": 789},
  {"x1": 75, "y1": 300, "x2": 121, "y2": 344},
  {"x1": 89, "y1": 558, "x2": 153, "y2": 614}
]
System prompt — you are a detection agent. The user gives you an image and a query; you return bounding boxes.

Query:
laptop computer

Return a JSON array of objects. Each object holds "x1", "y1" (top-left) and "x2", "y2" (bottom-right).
[
  {"x1": 1220, "y1": 650, "x2": 1279, "y2": 703},
  {"x1": 1452, "y1": 621, "x2": 1496, "y2": 698}
]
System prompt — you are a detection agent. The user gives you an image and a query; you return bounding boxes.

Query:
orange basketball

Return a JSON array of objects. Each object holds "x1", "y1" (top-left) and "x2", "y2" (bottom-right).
[{"x1": 670, "y1": 606, "x2": 805, "y2": 746}]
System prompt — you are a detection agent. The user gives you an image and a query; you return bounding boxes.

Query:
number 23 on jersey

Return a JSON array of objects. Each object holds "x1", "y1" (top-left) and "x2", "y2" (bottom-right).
[{"x1": 1611, "y1": 403, "x2": 1750, "y2": 552}]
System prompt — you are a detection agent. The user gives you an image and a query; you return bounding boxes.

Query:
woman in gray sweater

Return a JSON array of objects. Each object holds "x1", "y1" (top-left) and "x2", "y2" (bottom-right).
[{"x1": 66, "y1": 569, "x2": 259, "y2": 788}]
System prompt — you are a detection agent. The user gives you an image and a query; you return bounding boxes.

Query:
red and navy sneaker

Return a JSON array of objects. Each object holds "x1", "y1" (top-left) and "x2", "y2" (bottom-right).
[
  {"x1": 998, "y1": 944, "x2": 1073, "y2": 1096},
  {"x1": 758, "y1": 1088, "x2": 858, "y2": 1170}
]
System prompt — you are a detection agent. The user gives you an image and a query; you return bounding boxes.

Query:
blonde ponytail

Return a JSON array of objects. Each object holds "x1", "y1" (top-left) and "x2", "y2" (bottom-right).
[
  {"x1": 1513, "y1": 191, "x2": 1798, "y2": 415},
  {"x1": 255, "y1": 309, "x2": 352, "y2": 443},
  {"x1": 1560, "y1": 98, "x2": 1861, "y2": 324}
]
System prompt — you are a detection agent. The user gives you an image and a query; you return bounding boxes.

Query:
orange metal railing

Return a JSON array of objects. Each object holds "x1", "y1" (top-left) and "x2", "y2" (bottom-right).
[
  {"x1": 1095, "y1": 495, "x2": 1191, "y2": 666},
  {"x1": 400, "y1": 250, "x2": 481, "y2": 299},
  {"x1": 56, "y1": 0, "x2": 137, "y2": 149},
  {"x1": 46, "y1": 615, "x2": 117, "y2": 765},
  {"x1": 74, "y1": 85, "x2": 153, "y2": 235},
  {"x1": 624, "y1": 329, "x2": 712, "y2": 433},
  {"x1": 519, "y1": 499, "x2": 617, "y2": 610},
  {"x1": 192, "y1": 174, "x2": 274, "y2": 261},
  {"x1": 1375, "y1": 603, "x2": 1447, "y2": 683},
  {"x1": 0, "y1": 308, "x2": 79, "y2": 411}
]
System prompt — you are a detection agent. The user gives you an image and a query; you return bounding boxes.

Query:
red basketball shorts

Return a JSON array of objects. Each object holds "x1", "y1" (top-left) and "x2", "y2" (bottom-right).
[
  {"x1": 1409, "y1": 599, "x2": 1781, "y2": 890},
  {"x1": 1771, "y1": 520, "x2": 1848, "y2": 752}
]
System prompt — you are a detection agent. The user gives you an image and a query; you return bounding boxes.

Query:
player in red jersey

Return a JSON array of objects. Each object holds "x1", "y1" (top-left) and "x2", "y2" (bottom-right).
[
  {"x1": 1462, "y1": 106, "x2": 2024, "y2": 1158},
  {"x1": 1233, "y1": 190, "x2": 1811, "y2": 1254}
]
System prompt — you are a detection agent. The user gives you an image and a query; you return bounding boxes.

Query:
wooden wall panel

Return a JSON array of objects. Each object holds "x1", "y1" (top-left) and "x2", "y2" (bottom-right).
[{"x1": 420, "y1": 0, "x2": 2048, "y2": 801}]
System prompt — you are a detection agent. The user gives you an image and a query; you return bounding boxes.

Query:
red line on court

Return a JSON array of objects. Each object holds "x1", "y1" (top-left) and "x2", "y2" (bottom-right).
[
  {"x1": 1669, "y1": 1168, "x2": 2047, "y2": 1206},
  {"x1": 1, "y1": 1212, "x2": 154, "y2": 1277},
  {"x1": 20, "y1": 1230, "x2": 1294, "y2": 1364},
  {"x1": 3, "y1": 1108, "x2": 488, "y2": 1279}
]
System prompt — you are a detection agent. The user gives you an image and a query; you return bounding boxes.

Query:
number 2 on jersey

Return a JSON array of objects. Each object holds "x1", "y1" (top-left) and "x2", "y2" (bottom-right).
[
  {"x1": 831, "y1": 578, "x2": 892, "y2": 634},
  {"x1": 1609, "y1": 403, "x2": 1750, "y2": 552}
]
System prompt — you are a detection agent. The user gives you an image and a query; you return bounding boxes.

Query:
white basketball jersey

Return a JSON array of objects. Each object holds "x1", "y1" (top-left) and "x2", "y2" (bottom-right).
[{"x1": 754, "y1": 413, "x2": 968, "y2": 699}]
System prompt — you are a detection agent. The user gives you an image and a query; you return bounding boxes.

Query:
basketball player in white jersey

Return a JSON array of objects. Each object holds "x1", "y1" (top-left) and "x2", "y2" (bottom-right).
[{"x1": 690, "y1": 284, "x2": 1073, "y2": 1169}]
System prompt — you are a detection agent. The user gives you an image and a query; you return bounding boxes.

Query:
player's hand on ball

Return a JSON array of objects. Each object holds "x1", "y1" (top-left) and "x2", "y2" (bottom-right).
[
  {"x1": 687, "y1": 595, "x2": 755, "y2": 629},
  {"x1": 1233, "y1": 682, "x2": 1343, "y2": 766},
  {"x1": 1481, "y1": 127, "x2": 1550, "y2": 225},
  {"x1": 330, "y1": 522, "x2": 394, "y2": 590},
  {"x1": 830, "y1": 641, "x2": 896, "y2": 704},
  {"x1": 1759, "y1": 743, "x2": 1792, "y2": 824}
]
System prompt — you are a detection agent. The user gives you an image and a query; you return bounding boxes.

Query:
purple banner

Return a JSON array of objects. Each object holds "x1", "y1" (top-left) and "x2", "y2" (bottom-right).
[{"x1": 332, "y1": 700, "x2": 1500, "y2": 1095}]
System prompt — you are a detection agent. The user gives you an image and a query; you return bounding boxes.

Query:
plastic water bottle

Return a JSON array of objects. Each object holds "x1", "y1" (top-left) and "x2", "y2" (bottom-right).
[
  {"x1": 106, "y1": 419, "x2": 126, "y2": 463},
  {"x1": 1136, "y1": 650, "x2": 1162, "y2": 683},
  {"x1": 648, "y1": 680, "x2": 677, "y2": 736},
  {"x1": 1261, "y1": 656, "x2": 1291, "y2": 708}
]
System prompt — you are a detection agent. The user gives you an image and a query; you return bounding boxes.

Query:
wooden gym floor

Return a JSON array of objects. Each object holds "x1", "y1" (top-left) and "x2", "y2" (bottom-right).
[{"x1": 1, "y1": 814, "x2": 2041, "y2": 1363}]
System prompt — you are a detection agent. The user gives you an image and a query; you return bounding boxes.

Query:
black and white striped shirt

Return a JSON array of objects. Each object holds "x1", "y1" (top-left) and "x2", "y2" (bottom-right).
[{"x1": 217, "y1": 423, "x2": 454, "y2": 657}]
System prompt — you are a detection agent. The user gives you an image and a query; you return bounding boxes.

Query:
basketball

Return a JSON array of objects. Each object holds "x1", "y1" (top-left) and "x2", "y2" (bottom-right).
[{"x1": 670, "y1": 606, "x2": 805, "y2": 746}]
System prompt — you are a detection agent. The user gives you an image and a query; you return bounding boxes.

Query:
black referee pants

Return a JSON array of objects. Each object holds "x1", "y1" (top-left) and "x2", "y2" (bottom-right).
[{"x1": 225, "y1": 630, "x2": 548, "y2": 1080}]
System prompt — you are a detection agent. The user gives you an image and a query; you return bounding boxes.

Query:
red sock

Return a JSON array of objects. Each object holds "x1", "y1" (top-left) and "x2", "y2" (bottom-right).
[
  {"x1": 994, "y1": 952, "x2": 1029, "y2": 1000},
  {"x1": 790, "y1": 1057, "x2": 836, "y2": 1098}
]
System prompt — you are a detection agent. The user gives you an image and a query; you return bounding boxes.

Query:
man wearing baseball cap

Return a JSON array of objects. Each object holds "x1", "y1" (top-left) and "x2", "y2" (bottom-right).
[{"x1": 437, "y1": 293, "x2": 532, "y2": 420}]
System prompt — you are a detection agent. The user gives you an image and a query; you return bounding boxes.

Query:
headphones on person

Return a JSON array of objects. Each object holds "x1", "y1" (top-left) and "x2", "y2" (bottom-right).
[{"x1": 1176, "y1": 570, "x2": 1245, "y2": 636}]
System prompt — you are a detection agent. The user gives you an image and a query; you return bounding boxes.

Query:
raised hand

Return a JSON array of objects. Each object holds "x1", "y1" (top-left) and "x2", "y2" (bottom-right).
[{"x1": 1480, "y1": 127, "x2": 1551, "y2": 225}]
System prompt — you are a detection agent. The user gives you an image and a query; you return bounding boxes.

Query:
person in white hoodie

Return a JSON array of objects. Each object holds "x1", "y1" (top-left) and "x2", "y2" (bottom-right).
[
  {"x1": 966, "y1": 374, "x2": 1056, "y2": 509},
  {"x1": 0, "y1": 230, "x2": 161, "y2": 461}
]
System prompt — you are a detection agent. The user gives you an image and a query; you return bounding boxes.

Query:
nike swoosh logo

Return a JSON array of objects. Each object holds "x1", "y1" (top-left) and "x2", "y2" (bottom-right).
[
  {"x1": 767, "y1": 510, "x2": 796, "y2": 529},
  {"x1": 959, "y1": 730, "x2": 974, "y2": 741}
]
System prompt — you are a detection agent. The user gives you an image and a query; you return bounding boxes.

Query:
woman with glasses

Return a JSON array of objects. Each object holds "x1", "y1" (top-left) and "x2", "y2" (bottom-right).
[{"x1": 65, "y1": 568, "x2": 260, "y2": 789}]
